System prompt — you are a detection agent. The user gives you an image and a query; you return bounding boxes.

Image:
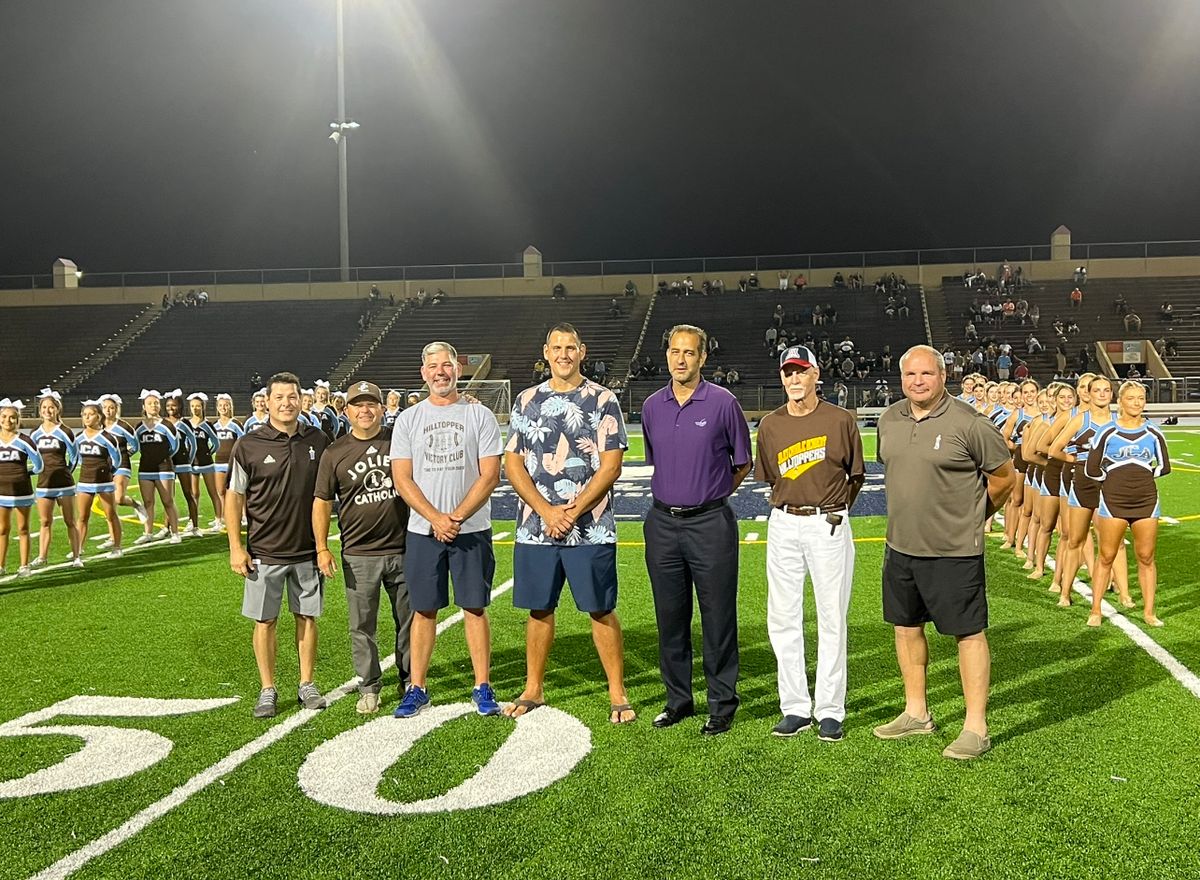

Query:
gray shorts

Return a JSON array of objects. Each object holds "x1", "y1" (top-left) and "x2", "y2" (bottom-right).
[{"x1": 242, "y1": 560, "x2": 324, "y2": 621}]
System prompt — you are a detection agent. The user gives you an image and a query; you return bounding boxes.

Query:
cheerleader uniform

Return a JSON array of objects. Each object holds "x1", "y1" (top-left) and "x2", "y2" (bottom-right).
[
  {"x1": 382, "y1": 407, "x2": 401, "y2": 429},
  {"x1": 190, "y1": 419, "x2": 220, "y2": 475},
  {"x1": 1056, "y1": 407, "x2": 1079, "y2": 499},
  {"x1": 1086, "y1": 421, "x2": 1170, "y2": 522},
  {"x1": 171, "y1": 420, "x2": 198, "y2": 475},
  {"x1": 135, "y1": 420, "x2": 179, "y2": 480},
  {"x1": 243, "y1": 413, "x2": 268, "y2": 433},
  {"x1": 0, "y1": 434, "x2": 42, "y2": 508},
  {"x1": 1067, "y1": 412, "x2": 1113, "y2": 510},
  {"x1": 106, "y1": 419, "x2": 138, "y2": 478},
  {"x1": 77, "y1": 429, "x2": 122, "y2": 494},
  {"x1": 31, "y1": 424, "x2": 78, "y2": 500},
  {"x1": 1011, "y1": 408, "x2": 1033, "y2": 473},
  {"x1": 212, "y1": 417, "x2": 244, "y2": 473}
]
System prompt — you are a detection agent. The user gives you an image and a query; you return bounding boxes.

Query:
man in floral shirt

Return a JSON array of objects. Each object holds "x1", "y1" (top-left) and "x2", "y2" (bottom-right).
[{"x1": 503, "y1": 322, "x2": 636, "y2": 725}]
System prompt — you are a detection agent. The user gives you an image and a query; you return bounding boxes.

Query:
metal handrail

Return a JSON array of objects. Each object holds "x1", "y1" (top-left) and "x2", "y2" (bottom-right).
[{"x1": 6, "y1": 238, "x2": 1200, "y2": 290}]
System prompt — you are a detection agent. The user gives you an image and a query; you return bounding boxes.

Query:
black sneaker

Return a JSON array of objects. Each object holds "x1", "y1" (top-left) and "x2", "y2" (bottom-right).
[
  {"x1": 771, "y1": 715, "x2": 813, "y2": 737},
  {"x1": 818, "y1": 717, "x2": 845, "y2": 741}
]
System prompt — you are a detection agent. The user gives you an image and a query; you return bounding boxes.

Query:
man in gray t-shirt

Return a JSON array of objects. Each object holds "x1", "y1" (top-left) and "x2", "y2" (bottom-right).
[{"x1": 389, "y1": 342, "x2": 504, "y2": 719}]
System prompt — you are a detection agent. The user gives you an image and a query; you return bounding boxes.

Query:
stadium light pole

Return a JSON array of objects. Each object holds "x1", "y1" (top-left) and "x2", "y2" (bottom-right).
[{"x1": 328, "y1": 0, "x2": 359, "y2": 283}]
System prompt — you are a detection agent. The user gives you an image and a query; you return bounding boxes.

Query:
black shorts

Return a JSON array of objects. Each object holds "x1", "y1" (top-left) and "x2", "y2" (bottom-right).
[{"x1": 882, "y1": 546, "x2": 988, "y2": 636}]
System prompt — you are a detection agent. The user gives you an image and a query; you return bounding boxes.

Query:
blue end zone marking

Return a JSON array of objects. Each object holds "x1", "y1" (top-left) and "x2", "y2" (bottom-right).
[{"x1": 489, "y1": 460, "x2": 888, "y2": 521}]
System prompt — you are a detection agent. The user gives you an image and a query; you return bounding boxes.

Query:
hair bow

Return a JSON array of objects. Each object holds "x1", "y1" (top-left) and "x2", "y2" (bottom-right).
[
  {"x1": 165, "y1": 388, "x2": 183, "y2": 399},
  {"x1": 0, "y1": 397, "x2": 24, "y2": 411},
  {"x1": 216, "y1": 393, "x2": 233, "y2": 401},
  {"x1": 99, "y1": 393, "x2": 123, "y2": 405},
  {"x1": 81, "y1": 399, "x2": 102, "y2": 408},
  {"x1": 38, "y1": 387, "x2": 62, "y2": 402},
  {"x1": 139, "y1": 389, "x2": 163, "y2": 400},
  {"x1": 255, "y1": 387, "x2": 267, "y2": 397},
  {"x1": 301, "y1": 388, "x2": 314, "y2": 397},
  {"x1": 314, "y1": 379, "x2": 331, "y2": 389},
  {"x1": 187, "y1": 392, "x2": 209, "y2": 402}
]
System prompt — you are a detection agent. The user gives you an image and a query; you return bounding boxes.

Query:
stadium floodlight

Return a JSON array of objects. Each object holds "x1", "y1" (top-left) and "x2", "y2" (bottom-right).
[{"x1": 328, "y1": 0, "x2": 356, "y2": 283}]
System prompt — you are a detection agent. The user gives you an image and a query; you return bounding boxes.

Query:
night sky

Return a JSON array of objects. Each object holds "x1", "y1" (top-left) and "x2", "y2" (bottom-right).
[{"x1": 2, "y1": 0, "x2": 1199, "y2": 277}]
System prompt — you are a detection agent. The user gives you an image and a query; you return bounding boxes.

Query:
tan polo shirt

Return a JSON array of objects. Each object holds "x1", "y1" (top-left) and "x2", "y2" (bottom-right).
[{"x1": 877, "y1": 392, "x2": 1009, "y2": 557}]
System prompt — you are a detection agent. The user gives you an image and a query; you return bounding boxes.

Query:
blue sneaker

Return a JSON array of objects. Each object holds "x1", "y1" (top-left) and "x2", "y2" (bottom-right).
[
  {"x1": 394, "y1": 684, "x2": 430, "y2": 718},
  {"x1": 472, "y1": 683, "x2": 502, "y2": 716}
]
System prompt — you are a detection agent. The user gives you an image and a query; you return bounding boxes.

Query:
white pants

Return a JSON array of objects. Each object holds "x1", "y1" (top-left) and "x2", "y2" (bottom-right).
[{"x1": 766, "y1": 507, "x2": 854, "y2": 721}]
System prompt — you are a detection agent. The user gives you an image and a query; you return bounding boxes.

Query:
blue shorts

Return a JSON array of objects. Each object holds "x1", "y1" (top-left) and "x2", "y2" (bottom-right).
[
  {"x1": 115, "y1": 467, "x2": 133, "y2": 479},
  {"x1": 35, "y1": 486, "x2": 76, "y2": 500},
  {"x1": 138, "y1": 471, "x2": 176, "y2": 482},
  {"x1": 173, "y1": 464, "x2": 195, "y2": 475},
  {"x1": 77, "y1": 482, "x2": 116, "y2": 495},
  {"x1": 404, "y1": 531, "x2": 494, "y2": 612},
  {"x1": 214, "y1": 463, "x2": 230, "y2": 474},
  {"x1": 192, "y1": 463, "x2": 218, "y2": 475},
  {"x1": 513, "y1": 543, "x2": 618, "y2": 614},
  {"x1": 0, "y1": 494, "x2": 35, "y2": 509}
]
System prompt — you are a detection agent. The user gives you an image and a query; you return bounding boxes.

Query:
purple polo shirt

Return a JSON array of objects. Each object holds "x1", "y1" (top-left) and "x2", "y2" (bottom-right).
[{"x1": 642, "y1": 380, "x2": 753, "y2": 507}]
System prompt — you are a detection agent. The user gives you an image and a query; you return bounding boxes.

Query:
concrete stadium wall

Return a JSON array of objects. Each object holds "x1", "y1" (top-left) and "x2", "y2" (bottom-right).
[{"x1": 4, "y1": 257, "x2": 1200, "y2": 308}]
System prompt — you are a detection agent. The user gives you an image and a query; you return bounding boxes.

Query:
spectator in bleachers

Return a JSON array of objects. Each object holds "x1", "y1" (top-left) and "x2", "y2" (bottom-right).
[
  {"x1": 777, "y1": 270, "x2": 789, "y2": 291},
  {"x1": 881, "y1": 345, "x2": 894, "y2": 372},
  {"x1": 1015, "y1": 265, "x2": 1026, "y2": 287},
  {"x1": 812, "y1": 303, "x2": 825, "y2": 325},
  {"x1": 1013, "y1": 359, "x2": 1030, "y2": 380},
  {"x1": 874, "y1": 379, "x2": 893, "y2": 406},
  {"x1": 1026, "y1": 333, "x2": 1044, "y2": 355},
  {"x1": 1154, "y1": 337, "x2": 1167, "y2": 359},
  {"x1": 1029, "y1": 302, "x2": 1041, "y2": 328},
  {"x1": 854, "y1": 355, "x2": 870, "y2": 380},
  {"x1": 162, "y1": 293, "x2": 170, "y2": 310},
  {"x1": 197, "y1": 289, "x2": 209, "y2": 306},
  {"x1": 1165, "y1": 337, "x2": 1179, "y2": 358},
  {"x1": 748, "y1": 272, "x2": 760, "y2": 289},
  {"x1": 825, "y1": 304, "x2": 837, "y2": 325},
  {"x1": 683, "y1": 276, "x2": 695, "y2": 295},
  {"x1": 772, "y1": 303, "x2": 785, "y2": 328},
  {"x1": 840, "y1": 354, "x2": 855, "y2": 379},
  {"x1": 1066, "y1": 318, "x2": 1080, "y2": 336},
  {"x1": 998, "y1": 262, "x2": 1013, "y2": 291},
  {"x1": 1051, "y1": 316, "x2": 1066, "y2": 340},
  {"x1": 979, "y1": 300, "x2": 995, "y2": 325},
  {"x1": 738, "y1": 276, "x2": 748, "y2": 293},
  {"x1": 1073, "y1": 265, "x2": 1087, "y2": 285},
  {"x1": 837, "y1": 335, "x2": 855, "y2": 355},
  {"x1": 964, "y1": 319, "x2": 978, "y2": 342},
  {"x1": 898, "y1": 295, "x2": 911, "y2": 319},
  {"x1": 1159, "y1": 301, "x2": 1174, "y2": 322},
  {"x1": 552, "y1": 282, "x2": 566, "y2": 300},
  {"x1": 884, "y1": 297, "x2": 897, "y2": 320},
  {"x1": 594, "y1": 360, "x2": 608, "y2": 385},
  {"x1": 1070, "y1": 286, "x2": 1083, "y2": 308},
  {"x1": 764, "y1": 325, "x2": 778, "y2": 351},
  {"x1": 997, "y1": 351, "x2": 1012, "y2": 381},
  {"x1": 624, "y1": 280, "x2": 638, "y2": 298},
  {"x1": 849, "y1": 273, "x2": 864, "y2": 290},
  {"x1": 1112, "y1": 293, "x2": 1129, "y2": 315},
  {"x1": 532, "y1": 359, "x2": 547, "y2": 383},
  {"x1": 833, "y1": 272, "x2": 846, "y2": 289},
  {"x1": 708, "y1": 335, "x2": 720, "y2": 356},
  {"x1": 1015, "y1": 298, "x2": 1029, "y2": 323},
  {"x1": 713, "y1": 278, "x2": 725, "y2": 294},
  {"x1": 711, "y1": 365, "x2": 726, "y2": 386},
  {"x1": 657, "y1": 279, "x2": 669, "y2": 296},
  {"x1": 1055, "y1": 345, "x2": 1068, "y2": 376},
  {"x1": 725, "y1": 367, "x2": 741, "y2": 386},
  {"x1": 701, "y1": 279, "x2": 712, "y2": 296},
  {"x1": 833, "y1": 380, "x2": 849, "y2": 408},
  {"x1": 1124, "y1": 311, "x2": 1142, "y2": 333},
  {"x1": 1127, "y1": 364, "x2": 1142, "y2": 380},
  {"x1": 641, "y1": 355, "x2": 660, "y2": 378},
  {"x1": 608, "y1": 298, "x2": 621, "y2": 318},
  {"x1": 1078, "y1": 346, "x2": 1091, "y2": 373},
  {"x1": 793, "y1": 274, "x2": 807, "y2": 290},
  {"x1": 431, "y1": 288, "x2": 447, "y2": 305},
  {"x1": 669, "y1": 280, "x2": 682, "y2": 296},
  {"x1": 1001, "y1": 298, "x2": 1015, "y2": 323}
]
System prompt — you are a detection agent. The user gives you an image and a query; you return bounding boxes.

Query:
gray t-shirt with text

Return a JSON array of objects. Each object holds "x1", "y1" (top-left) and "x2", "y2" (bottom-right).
[{"x1": 389, "y1": 398, "x2": 503, "y2": 535}]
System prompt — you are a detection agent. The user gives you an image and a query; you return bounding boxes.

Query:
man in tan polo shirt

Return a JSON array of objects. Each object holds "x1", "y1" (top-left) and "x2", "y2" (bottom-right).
[{"x1": 875, "y1": 345, "x2": 1013, "y2": 759}]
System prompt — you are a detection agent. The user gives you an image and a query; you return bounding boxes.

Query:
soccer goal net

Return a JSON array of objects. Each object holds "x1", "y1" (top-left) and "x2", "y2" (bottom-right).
[{"x1": 460, "y1": 378, "x2": 512, "y2": 423}]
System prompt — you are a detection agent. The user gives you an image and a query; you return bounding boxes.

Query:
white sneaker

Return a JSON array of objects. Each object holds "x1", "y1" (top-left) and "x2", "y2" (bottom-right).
[
  {"x1": 17, "y1": 565, "x2": 32, "y2": 577},
  {"x1": 187, "y1": 525, "x2": 203, "y2": 538},
  {"x1": 71, "y1": 557, "x2": 84, "y2": 569},
  {"x1": 97, "y1": 538, "x2": 115, "y2": 550},
  {"x1": 107, "y1": 548, "x2": 123, "y2": 559},
  {"x1": 209, "y1": 518, "x2": 222, "y2": 530},
  {"x1": 153, "y1": 527, "x2": 169, "y2": 540},
  {"x1": 65, "y1": 551, "x2": 76, "y2": 561},
  {"x1": 168, "y1": 533, "x2": 182, "y2": 544},
  {"x1": 133, "y1": 533, "x2": 153, "y2": 545},
  {"x1": 30, "y1": 557, "x2": 48, "y2": 569},
  {"x1": 134, "y1": 502, "x2": 148, "y2": 525}
]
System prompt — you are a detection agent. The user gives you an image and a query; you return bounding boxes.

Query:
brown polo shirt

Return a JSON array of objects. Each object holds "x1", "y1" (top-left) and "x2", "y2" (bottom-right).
[
  {"x1": 229, "y1": 421, "x2": 329, "y2": 565},
  {"x1": 877, "y1": 392, "x2": 1009, "y2": 557},
  {"x1": 755, "y1": 400, "x2": 864, "y2": 509}
]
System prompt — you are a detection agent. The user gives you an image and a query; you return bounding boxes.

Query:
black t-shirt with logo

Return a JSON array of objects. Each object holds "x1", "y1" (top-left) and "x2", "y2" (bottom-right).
[
  {"x1": 315, "y1": 428, "x2": 408, "y2": 556},
  {"x1": 228, "y1": 422, "x2": 329, "y2": 565}
]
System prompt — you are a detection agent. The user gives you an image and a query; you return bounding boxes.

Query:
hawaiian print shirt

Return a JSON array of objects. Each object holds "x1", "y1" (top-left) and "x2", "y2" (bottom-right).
[{"x1": 506, "y1": 379, "x2": 628, "y2": 545}]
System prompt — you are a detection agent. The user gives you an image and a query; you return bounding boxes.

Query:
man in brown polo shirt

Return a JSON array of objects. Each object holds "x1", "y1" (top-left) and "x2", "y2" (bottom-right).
[
  {"x1": 875, "y1": 345, "x2": 1013, "y2": 759},
  {"x1": 226, "y1": 371, "x2": 330, "y2": 719},
  {"x1": 755, "y1": 346, "x2": 864, "y2": 743}
]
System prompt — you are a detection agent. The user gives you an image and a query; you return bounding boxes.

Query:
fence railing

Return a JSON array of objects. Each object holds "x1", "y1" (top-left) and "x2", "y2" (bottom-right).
[{"x1": 6, "y1": 239, "x2": 1200, "y2": 291}]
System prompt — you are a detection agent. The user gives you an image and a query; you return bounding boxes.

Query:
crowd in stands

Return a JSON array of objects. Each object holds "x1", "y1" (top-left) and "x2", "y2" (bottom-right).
[
  {"x1": 161, "y1": 289, "x2": 210, "y2": 310},
  {"x1": 961, "y1": 261, "x2": 1030, "y2": 292}
]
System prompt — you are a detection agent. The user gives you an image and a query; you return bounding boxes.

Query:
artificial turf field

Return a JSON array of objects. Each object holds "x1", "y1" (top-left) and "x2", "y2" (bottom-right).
[{"x1": 2, "y1": 429, "x2": 1199, "y2": 880}]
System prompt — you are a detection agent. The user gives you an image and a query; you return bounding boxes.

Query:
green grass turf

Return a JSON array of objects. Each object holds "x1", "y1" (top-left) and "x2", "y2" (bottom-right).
[{"x1": 1, "y1": 431, "x2": 1199, "y2": 879}]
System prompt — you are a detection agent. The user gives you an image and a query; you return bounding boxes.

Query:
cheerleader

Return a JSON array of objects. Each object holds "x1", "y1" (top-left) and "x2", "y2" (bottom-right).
[
  {"x1": 75, "y1": 400, "x2": 124, "y2": 559},
  {"x1": 382, "y1": 389, "x2": 402, "y2": 428},
  {"x1": 0, "y1": 398, "x2": 42, "y2": 577},
  {"x1": 133, "y1": 390, "x2": 181, "y2": 544},
  {"x1": 312, "y1": 380, "x2": 340, "y2": 438},
  {"x1": 165, "y1": 391, "x2": 202, "y2": 537},
  {"x1": 1049, "y1": 376, "x2": 1130, "y2": 608},
  {"x1": 30, "y1": 388, "x2": 83, "y2": 567},
  {"x1": 186, "y1": 393, "x2": 223, "y2": 531},
  {"x1": 1085, "y1": 382, "x2": 1170, "y2": 628},
  {"x1": 1025, "y1": 383, "x2": 1077, "y2": 581},
  {"x1": 1000, "y1": 379, "x2": 1040, "y2": 553},
  {"x1": 331, "y1": 391, "x2": 351, "y2": 435},
  {"x1": 300, "y1": 388, "x2": 323, "y2": 430},
  {"x1": 1015, "y1": 387, "x2": 1054, "y2": 568},
  {"x1": 243, "y1": 389, "x2": 269, "y2": 432},
  {"x1": 211, "y1": 393, "x2": 244, "y2": 520},
  {"x1": 1042, "y1": 374, "x2": 1096, "y2": 596},
  {"x1": 99, "y1": 394, "x2": 148, "y2": 539}
]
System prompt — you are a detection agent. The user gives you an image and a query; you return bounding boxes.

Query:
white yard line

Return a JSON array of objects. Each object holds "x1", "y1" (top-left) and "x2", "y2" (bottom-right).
[
  {"x1": 32, "y1": 579, "x2": 513, "y2": 880},
  {"x1": 744, "y1": 532, "x2": 760, "y2": 543}
]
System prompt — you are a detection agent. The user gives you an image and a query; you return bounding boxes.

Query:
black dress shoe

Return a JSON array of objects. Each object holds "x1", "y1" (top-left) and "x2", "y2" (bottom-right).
[
  {"x1": 700, "y1": 714, "x2": 733, "y2": 736},
  {"x1": 652, "y1": 705, "x2": 695, "y2": 728}
]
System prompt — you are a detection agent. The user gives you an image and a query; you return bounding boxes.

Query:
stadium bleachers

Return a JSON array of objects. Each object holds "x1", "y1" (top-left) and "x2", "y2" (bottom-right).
[
  {"x1": 0, "y1": 303, "x2": 148, "y2": 398},
  {"x1": 346, "y1": 294, "x2": 647, "y2": 391},
  {"x1": 70, "y1": 300, "x2": 365, "y2": 405}
]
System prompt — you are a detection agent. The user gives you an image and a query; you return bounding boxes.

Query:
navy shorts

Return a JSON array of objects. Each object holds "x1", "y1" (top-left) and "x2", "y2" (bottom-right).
[
  {"x1": 882, "y1": 546, "x2": 988, "y2": 637},
  {"x1": 405, "y1": 531, "x2": 494, "y2": 612},
  {"x1": 513, "y1": 543, "x2": 618, "y2": 614}
]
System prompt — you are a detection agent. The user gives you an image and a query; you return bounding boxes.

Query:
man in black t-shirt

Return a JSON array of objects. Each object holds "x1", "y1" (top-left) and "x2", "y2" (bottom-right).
[
  {"x1": 313, "y1": 381, "x2": 413, "y2": 715},
  {"x1": 226, "y1": 371, "x2": 330, "y2": 719}
]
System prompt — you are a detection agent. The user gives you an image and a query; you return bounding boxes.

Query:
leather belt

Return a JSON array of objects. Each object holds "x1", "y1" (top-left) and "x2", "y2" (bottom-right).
[
  {"x1": 652, "y1": 498, "x2": 727, "y2": 518},
  {"x1": 776, "y1": 504, "x2": 846, "y2": 516}
]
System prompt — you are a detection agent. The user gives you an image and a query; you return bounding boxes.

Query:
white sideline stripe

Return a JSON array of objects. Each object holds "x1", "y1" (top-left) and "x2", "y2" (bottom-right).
[
  {"x1": 32, "y1": 579, "x2": 514, "y2": 880},
  {"x1": 493, "y1": 531, "x2": 510, "y2": 541},
  {"x1": 744, "y1": 532, "x2": 760, "y2": 542},
  {"x1": 1042, "y1": 559, "x2": 1200, "y2": 700}
]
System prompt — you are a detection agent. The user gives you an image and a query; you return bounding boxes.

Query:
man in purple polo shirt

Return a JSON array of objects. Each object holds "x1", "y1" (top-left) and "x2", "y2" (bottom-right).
[{"x1": 642, "y1": 324, "x2": 753, "y2": 736}]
